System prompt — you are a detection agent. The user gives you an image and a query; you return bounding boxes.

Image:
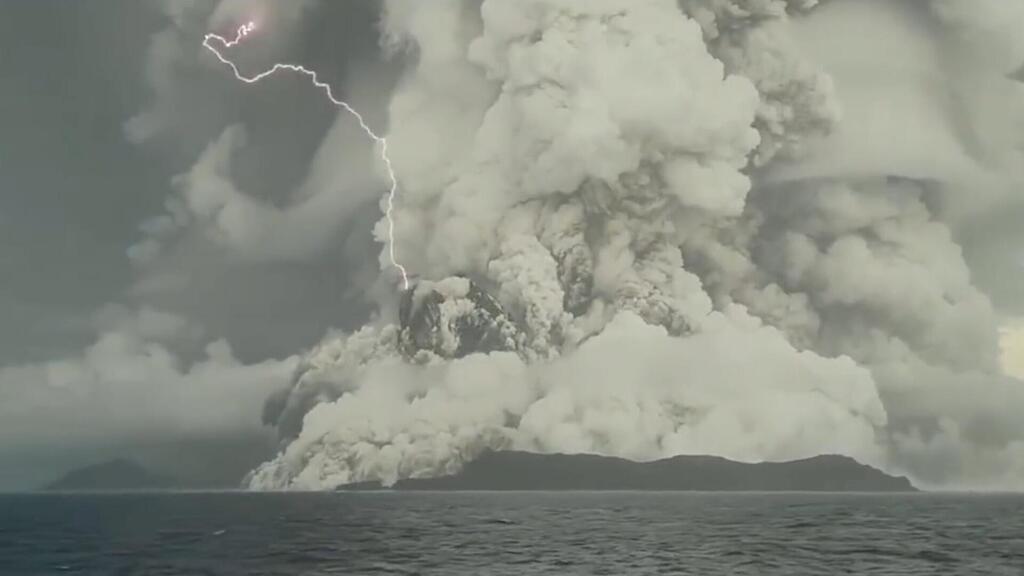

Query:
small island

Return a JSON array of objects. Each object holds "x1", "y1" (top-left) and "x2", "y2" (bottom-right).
[
  {"x1": 344, "y1": 451, "x2": 917, "y2": 492},
  {"x1": 43, "y1": 459, "x2": 178, "y2": 492}
]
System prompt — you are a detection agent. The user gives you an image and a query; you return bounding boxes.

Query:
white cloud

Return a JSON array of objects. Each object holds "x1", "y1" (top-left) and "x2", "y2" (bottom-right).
[
  {"x1": 1001, "y1": 321, "x2": 1024, "y2": 380},
  {"x1": 0, "y1": 309, "x2": 298, "y2": 455}
]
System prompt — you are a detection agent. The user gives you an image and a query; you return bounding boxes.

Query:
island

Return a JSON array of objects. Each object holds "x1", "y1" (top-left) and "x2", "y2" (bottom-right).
[
  {"x1": 343, "y1": 451, "x2": 917, "y2": 492},
  {"x1": 43, "y1": 459, "x2": 178, "y2": 492}
]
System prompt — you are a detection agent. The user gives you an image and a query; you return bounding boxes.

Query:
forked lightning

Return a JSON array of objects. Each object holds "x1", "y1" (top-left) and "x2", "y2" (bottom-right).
[{"x1": 203, "y1": 22, "x2": 410, "y2": 290}]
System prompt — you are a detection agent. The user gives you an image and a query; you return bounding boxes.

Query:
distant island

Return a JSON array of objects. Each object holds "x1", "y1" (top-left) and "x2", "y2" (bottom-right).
[
  {"x1": 43, "y1": 459, "x2": 178, "y2": 492},
  {"x1": 344, "y1": 451, "x2": 917, "y2": 492},
  {"x1": 44, "y1": 451, "x2": 916, "y2": 492}
]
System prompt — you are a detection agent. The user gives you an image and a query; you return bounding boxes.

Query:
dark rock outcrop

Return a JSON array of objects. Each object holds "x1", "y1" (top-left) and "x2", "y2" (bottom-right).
[{"x1": 399, "y1": 278, "x2": 521, "y2": 359}]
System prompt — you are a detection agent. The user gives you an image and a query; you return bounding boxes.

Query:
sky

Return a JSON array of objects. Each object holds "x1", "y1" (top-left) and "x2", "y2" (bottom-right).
[
  {"x1": 0, "y1": 0, "x2": 394, "y2": 489},
  {"x1": 1, "y1": 0, "x2": 1023, "y2": 492},
  {"x1": 1, "y1": 2, "x2": 159, "y2": 363}
]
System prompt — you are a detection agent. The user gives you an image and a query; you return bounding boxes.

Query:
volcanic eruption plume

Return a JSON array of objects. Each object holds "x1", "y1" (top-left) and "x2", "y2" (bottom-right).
[{"x1": 198, "y1": 0, "x2": 1024, "y2": 491}]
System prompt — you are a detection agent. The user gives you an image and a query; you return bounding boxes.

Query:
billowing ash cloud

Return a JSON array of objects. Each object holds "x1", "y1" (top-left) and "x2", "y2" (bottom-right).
[{"x1": 241, "y1": 0, "x2": 1022, "y2": 491}]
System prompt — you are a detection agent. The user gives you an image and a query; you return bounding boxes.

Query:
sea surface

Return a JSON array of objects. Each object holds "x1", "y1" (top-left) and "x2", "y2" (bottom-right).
[{"x1": 2, "y1": 492, "x2": 1023, "y2": 575}]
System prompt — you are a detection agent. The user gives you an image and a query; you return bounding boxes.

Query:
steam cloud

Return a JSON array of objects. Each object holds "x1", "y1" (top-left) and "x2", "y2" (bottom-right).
[{"x1": 226, "y1": 0, "x2": 1024, "y2": 491}]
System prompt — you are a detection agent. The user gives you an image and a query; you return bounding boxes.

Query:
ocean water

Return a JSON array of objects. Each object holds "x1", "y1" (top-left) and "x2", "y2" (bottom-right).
[{"x1": 2, "y1": 492, "x2": 1023, "y2": 575}]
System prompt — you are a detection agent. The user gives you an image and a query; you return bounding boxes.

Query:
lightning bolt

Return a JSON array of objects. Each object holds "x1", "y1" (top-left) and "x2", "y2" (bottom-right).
[{"x1": 202, "y1": 22, "x2": 411, "y2": 291}]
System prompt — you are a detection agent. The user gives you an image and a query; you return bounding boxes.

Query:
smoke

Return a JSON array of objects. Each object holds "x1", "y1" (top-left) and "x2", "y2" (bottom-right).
[
  {"x1": 250, "y1": 308, "x2": 887, "y2": 489},
  {"x1": 14, "y1": 0, "x2": 1010, "y2": 490},
  {"x1": 126, "y1": 0, "x2": 319, "y2": 147},
  {"x1": 237, "y1": 0, "x2": 1022, "y2": 491},
  {"x1": 135, "y1": 121, "x2": 381, "y2": 264},
  {"x1": 122, "y1": 0, "x2": 404, "y2": 361},
  {"x1": 772, "y1": 0, "x2": 1024, "y2": 218},
  {"x1": 0, "y1": 306, "x2": 298, "y2": 457}
]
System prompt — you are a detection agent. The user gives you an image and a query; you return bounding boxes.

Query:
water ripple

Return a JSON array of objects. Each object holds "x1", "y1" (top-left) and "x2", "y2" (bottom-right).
[{"x1": 1, "y1": 492, "x2": 1023, "y2": 575}]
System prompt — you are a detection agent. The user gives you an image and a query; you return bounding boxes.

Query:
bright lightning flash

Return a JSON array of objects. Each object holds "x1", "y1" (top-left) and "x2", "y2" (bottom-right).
[{"x1": 203, "y1": 22, "x2": 411, "y2": 291}]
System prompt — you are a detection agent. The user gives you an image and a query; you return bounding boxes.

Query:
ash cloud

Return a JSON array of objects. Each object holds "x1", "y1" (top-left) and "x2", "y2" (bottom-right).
[
  {"x1": 247, "y1": 0, "x2": 1024, "y2": 491},
  {"x1": 123, "y1": 0, "x2": 404, "y2": 360}
]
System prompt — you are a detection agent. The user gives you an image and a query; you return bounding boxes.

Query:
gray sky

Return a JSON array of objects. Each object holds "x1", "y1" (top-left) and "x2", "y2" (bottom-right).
[{"x1": 1, "y1": 2, "x2": 163, "y2": 363}]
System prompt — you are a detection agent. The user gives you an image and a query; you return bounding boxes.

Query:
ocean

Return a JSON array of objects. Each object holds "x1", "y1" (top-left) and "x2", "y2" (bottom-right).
[{"x1": 1, "y1": 492, "x2": 1022, "y2": 575}]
